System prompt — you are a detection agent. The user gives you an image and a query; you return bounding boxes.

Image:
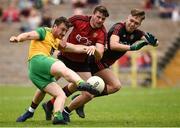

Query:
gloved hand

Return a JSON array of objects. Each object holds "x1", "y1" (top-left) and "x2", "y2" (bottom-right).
[{"x1": 144, "y1": 32, "x2": 158, "y2": 47}]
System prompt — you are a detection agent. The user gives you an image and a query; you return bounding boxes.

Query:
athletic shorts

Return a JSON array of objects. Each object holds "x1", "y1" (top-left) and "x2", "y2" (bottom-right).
[
  {"x1": 57, "y1": 55, "x2": 91, "y2": 72},
  {"x1": 28, "y1": 55, "x2": 57, "y2": 90},
  {"x1": 89, "y1": 60, "x2": 110, "y2": 75}
]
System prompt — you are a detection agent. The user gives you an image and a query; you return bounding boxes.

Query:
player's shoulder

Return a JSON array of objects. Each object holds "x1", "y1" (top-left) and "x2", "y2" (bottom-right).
[
  {"x1": 109, "y1": 21, "x2": 124, "y2": 33},
  {"x1": 36, "y1": 27, "x2": 50, "y2": 40},
  {"x1": 44, "y1": 27, "x2": 51, "y2": 32},
  {"x1": 69, "y1": 15, "x2": 90, "y2": 22},
  {"x1": 100, "y1": 25, "x2": 107, "y2": 33},
  {"x1": 114, "y1": 22, "x2": 125, "y2": 29},
  {"x1": 134, "y1": 29, "x2": 144, "y2": 35}
]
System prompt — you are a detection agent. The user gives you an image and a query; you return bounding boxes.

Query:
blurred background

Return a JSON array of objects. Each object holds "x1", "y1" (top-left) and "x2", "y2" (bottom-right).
[{"x1": 0, "y1": 0, "x2": 179, "y2": 87}]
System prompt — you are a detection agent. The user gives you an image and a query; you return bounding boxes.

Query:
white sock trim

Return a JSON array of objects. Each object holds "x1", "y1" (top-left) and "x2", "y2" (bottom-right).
[
  {"x1": 63, "y1": 109, "x2": 70, "y2": 115},
  {"x1": 29, "y1": 107, "x2": 35, "y2": 113}
]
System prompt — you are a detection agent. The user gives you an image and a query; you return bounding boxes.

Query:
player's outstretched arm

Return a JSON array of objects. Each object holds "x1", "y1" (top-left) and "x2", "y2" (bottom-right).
[
  {"x1": 58, "y1": 41, "x2": 102, "y2": 59},
  {"x1": 110, "y1": 34, "x2": 131, "y2": 51},
  {"x1": 110, "y1": 34, "x2": 148, "y2": 51},
  {"x1": 59, "y1": 41, "x2": 93, "y2": 54},
  {"x1": 130, "y1": 40, "x2": 148, "y2": 51},
  {"x1": 9, "y1": 31, "x2": 40, "y2": 43}
]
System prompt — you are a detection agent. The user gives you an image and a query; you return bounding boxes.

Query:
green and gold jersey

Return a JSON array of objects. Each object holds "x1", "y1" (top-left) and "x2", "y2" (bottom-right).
[{"x1": 28, "y1": 27, "x2": 60, "y2": 60}]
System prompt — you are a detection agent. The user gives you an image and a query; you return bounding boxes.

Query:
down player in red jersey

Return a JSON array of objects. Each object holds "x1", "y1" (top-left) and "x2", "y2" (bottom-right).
[{"x1": 58, "y1": 8, "x2": 158, "y2": 122}]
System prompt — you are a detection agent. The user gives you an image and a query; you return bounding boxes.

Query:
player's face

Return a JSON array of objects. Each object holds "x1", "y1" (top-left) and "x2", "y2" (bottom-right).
[
  {"x1": 53, "y1": 23, "x2": 68, "y2": 39},
  {"x1": 126, "y1": 15, "x2": 142, "y2": 33},
  {"x1": 91, "y1": 11, "x2": 106, "y2": 28}
]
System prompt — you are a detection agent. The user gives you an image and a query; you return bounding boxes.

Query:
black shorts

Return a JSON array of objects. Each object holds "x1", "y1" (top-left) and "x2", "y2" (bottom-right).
[
  {"x1": 58, "y1": 55, "x2": 91, "y2": 72},
  {"x1": 89, "y1": 60, "x2": 109, "y2": 75}
]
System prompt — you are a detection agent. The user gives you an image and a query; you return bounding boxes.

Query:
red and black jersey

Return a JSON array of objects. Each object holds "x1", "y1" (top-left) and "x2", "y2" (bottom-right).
[
  {"x1": 61, "y1": 15, "x2": 107, "y2": 62},
  {"x1": 101, "y1": 22, "x2": 144, "y2": 67}
]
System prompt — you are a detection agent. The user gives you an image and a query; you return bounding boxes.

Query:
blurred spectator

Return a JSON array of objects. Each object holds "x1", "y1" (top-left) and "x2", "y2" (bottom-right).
[
  {"x1": 40, "y1": 4, "x2": 52, "y2": 27},
  {"x1": 172, "y1": 8, "x2": 180, "y2": 22},
  {"x1": 40, "y1": 6, "x2": 52, "y2": 27},
  {"x1": 137, "y1": 51, "x2": 152, "y2": 69},
  {"x1": 51, "y1": 0, "x2": 64, "y2": 5},
  {"x1": 33, "y1": 0, "x2": 44, "y2": 10},
  {"x1": 40, "y1": 14, "x2": 52, "y2": 27},
  {"x1": 71, "y1": 0, "x2": 87, "y2": 15},
  {"x1": 20, "y1": 8, "x2": 31, "y2": 18},
  {"x1": 1, "y1": 2, "x2": 20, "y2": 23},
  {"x1": 87, "y1": 0, "x2": 100, "y2": 8},
  {"x1": 142, "y1": 0, "x2": 155, "y2": 10},
  {"x1": 118, "y1": 53, "x2": 131, "y2": 68},
  {"x1": 18, "y1": 0, "x2": 32, "y2": 18},
  {"x1": 27, "y1": 8, "x2": 41, "y2": 30},
  {"x1": 158, "y1": 0, "x2": 178, "y2": 19},
  {"x1": 20, "y1": 8, "x2": 41, "y2": 32},
  {"x1": 18, "y1": 0, "x2": 33, "y2": 11}
]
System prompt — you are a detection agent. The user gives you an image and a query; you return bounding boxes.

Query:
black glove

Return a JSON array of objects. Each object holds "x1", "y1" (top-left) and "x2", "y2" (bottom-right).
[{"x1": 144, "y1": 32, "x2": 158, "y2": 47}]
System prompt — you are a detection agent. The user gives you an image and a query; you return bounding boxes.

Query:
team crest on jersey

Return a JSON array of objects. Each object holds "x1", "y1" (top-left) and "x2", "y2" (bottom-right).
[{"x1": 76, "y1": 34, "x2": 92, "y2": 46}]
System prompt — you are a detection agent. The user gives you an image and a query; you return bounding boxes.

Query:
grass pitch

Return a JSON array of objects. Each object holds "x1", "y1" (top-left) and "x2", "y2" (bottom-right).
[{"x1": 0, "y1": 85, "x2": 180, "y2": 127}]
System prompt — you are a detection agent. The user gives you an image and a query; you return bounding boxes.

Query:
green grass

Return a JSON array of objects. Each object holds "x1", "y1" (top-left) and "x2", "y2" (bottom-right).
[{"x1": 0, "y1": 85, "x2": 180, "y2": 127}]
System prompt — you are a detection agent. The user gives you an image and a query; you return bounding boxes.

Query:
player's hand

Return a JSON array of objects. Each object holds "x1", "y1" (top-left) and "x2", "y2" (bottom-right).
[
  {"x1": 86, "y1": 46, "x2": 96, "y2": 56},
  {"x1": 144, "y1": 32, "x2": 158, "y2": 47},
  {"x1": 9, "y1": 36, "x2": 19, "y2": 43}
]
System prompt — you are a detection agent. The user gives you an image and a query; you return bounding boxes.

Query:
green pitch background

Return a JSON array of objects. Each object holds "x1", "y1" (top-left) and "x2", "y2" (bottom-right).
[{"x1": 0, "y1": 85, "x2": 180, "y2": 127}]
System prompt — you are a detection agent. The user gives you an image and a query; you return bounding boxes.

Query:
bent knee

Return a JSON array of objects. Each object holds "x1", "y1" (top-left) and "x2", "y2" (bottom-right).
[
  {"x1": 112, "y1": 83, "x2": 122, "y2": 92},
  {"x1": 56, "y1": 92, "x2": 67, "y2": 99}
]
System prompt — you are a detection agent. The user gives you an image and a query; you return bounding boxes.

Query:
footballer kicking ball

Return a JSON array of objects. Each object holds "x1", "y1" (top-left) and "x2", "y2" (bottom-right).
[{"x1": 87, "y1": 76, "x2": 105, "y2": 93}]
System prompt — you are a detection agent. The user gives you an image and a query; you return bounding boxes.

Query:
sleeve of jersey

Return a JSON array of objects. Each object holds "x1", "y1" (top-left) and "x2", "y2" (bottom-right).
[
  {"x1": 68, "y1": 15, "x2": 86, "y2": 27},
  {"x1": 112, "y1": 24, "x2": 122, "y2": 35},
  {"x1": 96, "y1": 30, "x2": 106, "y2": 45},
  {"x1": 68, "y1": 15, "x2": 79, "y2": 27},
  {"x1": 35, "y1": 27, "x2": 46, "y2": 40}
]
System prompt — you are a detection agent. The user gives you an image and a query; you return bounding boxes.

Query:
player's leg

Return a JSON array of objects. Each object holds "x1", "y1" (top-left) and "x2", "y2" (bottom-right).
[
  {"x1": 51, "y1": 60, "x2": 99, "y2": 95},
  {"x1": 71, "y1": 93, "x2": 85, "y2": 118},
  {"x1": 16, "y1": 55, "x2": 56, "y2": 122},
  {"x1": 43, "y1": 82, "x2": 67, "y2": 124},
  {"x1": 42, "y1": 82, "x2": 77, "y2": 120},
  {"x1": 42, "y1": 59, "x2": 95, "y2": 121},
  {"x1": 74, "y1": 68, "x2": 122, "y2": 118},
  {"x1": 65, "y1": 91, "x2": 93, "y2": 119},
  {"x1": 95, "y1": 68, "x2": 121, "y2": 95},
  {"x1": 16, "y1": 89, "x2": 46, "y2": 122},
  {"x1": 62, "y1": 72, "x2": 93, "y2": 122}
]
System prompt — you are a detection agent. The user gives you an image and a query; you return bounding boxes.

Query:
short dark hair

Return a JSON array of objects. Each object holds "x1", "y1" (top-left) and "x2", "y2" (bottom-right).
[
  {"x1": 131, "y1": 9, "x2": 145, "y2": 20},
  {"x1": 53, "y1": 16, "x2": 72, "y2": 28},
  {"x1": 93, "y1": 5, "x2": 109, "y2": 17}
]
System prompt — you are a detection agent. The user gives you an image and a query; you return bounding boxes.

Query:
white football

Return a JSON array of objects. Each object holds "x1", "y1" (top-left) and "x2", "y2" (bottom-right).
[{"x1": 87, "y1": 76, "x2": 105, "y2": 93}]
